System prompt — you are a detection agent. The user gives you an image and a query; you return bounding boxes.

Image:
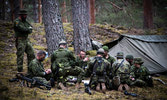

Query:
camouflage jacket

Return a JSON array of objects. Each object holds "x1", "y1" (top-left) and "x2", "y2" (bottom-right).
[
  {"x1": 130, "y1": 65, "x2": 150, "y2": 81},
  {"x1": 28, "y1": 59, "x2": 45, "y2": 78},
  {"x1": 14, "y1": 18, "x2": 32, "y2": 38},
  {"x1": 75, "y1": 55, "x2": 89, "y2": 69},
  {"x1": 112, "y1": 59, "x2": 130, "y2": 79},
  {"x1": 104, "y1": 54, "x2": 115, "y2": 66},
  {"x1": 51, "y1": 47, "x2": 76, "y2": 69},
  {"x1": 86, "y1": 57, "x2": 112, "y2": 77}
]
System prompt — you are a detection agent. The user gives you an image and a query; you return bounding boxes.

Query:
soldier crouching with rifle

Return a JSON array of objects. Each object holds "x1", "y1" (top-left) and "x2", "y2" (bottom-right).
[{"x1": 85, "y1": 48, "x2": 112, "y2": 94}]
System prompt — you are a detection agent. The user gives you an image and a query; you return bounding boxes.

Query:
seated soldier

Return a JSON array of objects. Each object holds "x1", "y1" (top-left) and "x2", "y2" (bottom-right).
[
  {"x1": 112, "y1": 52, "x2": 131, "y2": 91},
  {"x1": 27, "y1": 50, "x2": 52, "y2": 87},
  {"x1": 75, "y1": 50, "x2": 89, "y2": 70},
  {"x1": 86, "y1": 48, "x2": 112, "y2": 93},
  {"x1": 51, "y1": 40, "x2": 84, "y2": 90},
  {"x1": 130, "y1": 57, "x2": 153, "y2": 87},
  {"x1": 102, "y1": 46, "x2": 115, "y2": 66},
  {"x1": 125, "y1": 55, "x2": 134, "y2": 66}
]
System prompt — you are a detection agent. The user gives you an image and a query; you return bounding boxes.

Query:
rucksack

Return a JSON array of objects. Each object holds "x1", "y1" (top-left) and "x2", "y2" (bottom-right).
[{"x1": 93, "y1": 57, "x2": 106, "y2": 76}]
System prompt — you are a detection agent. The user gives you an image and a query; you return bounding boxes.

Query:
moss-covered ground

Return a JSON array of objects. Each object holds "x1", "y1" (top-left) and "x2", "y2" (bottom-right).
[{"x1": 0, "y1": 20, "x2": 167, "y2": 100}]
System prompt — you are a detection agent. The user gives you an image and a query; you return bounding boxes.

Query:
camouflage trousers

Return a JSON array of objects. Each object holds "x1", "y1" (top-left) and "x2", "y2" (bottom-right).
[
  {"x1": 113, "y1": 76, "x2": 131, "y2": 89},
  {"x1": 130, "y1": 79, "x2": 147, "y2": 87},
  {"x1": 89, "y1": 75, "x2": 112, "y2": 90},
  {"x1": 16, "y1": 38, "x2": 35, "y2": 72},
  {"x1": 57, "y1": 66, "x2": 85, "y2": 84},
  {"x1": 31, "y1": 74, "x2": 52, "y2": 85}
]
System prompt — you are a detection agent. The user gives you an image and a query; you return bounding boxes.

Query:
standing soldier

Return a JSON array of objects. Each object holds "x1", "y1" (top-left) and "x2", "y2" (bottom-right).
[
  {"x1": 102, "y1": 46, "x2": 115, "y2": 66},
  {"x1": 14, "y1": 9, "x2": 35, "y2": 72},
  {"x1": 112, "y1": 52, "x2": 130, "y2": 91},
  {"x1": 125, "y1": 55, "x2": 134, "y2": 66},
  {"x1": 130, "y1": 57, "x2": 153, "y2": 87},
  {"x1": 75, "y1": 50, "x2": 89, "y2": 70},
  {"x1": 86, "y1": 48, "x2": 112, "y2": 93},
  {"x1": 51, "y1": 40, "x2": 84, "y2": 90}
]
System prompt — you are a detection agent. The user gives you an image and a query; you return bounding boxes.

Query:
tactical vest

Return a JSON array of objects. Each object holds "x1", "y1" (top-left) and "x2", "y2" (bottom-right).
[{"x1": 93, "y1": 57, "x2": 107, "y2": 76}]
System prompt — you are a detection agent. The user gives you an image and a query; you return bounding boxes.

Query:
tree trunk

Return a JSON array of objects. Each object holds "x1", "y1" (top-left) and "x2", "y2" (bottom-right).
[
  {"x1": 38, "y1": 0, "x2": 42, "y2": 23},
  {"x1": 89, "y1": 0, "x2": 95, "y2": 24},
  {"x1": 42, "y1": 0, "x2": 66, "y2": 56},
  {"x1": 1, "y1": 0, "x2": 5, "y2": 20},
  {"x1": 71, "y1": 0, "x2": 92, "y2": 55},
  {"x1": 13, "y1": 0, "x2": 20, "y2": 20},
  {"x1": 9, "y1": 0, "x2": 14, "y2": 21},
  {"x1": 61, "y1": 1, "x2": 67, "y2": 23},
  {"x1": 33, "y1": 0, "x2": 38, "y2": 23},
  {"x1": 143, "y1": 0, "x2": 153, "y2": 29},
  {"x1": 19, "y1": 0, "x2": 23, "y2": 9}
]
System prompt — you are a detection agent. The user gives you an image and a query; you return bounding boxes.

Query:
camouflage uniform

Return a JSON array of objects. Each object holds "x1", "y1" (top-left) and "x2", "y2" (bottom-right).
[
  {"x1": 130, "y1": 58, "x2": 153, "y2": 87},
  {"x1": 14, "y1": 9, "x2": 35, "y2": 72},
  {"x1": 27, "y1": 59, "x2": 50, "y2": 85},
  {"x1": 51, "y1": 47, "x2": 84, "y2": 84},
  {"x1": 125, "y1": 55, "x2": 134, "y2": 66},
  {"x1": 102, "y1": 46, "x2": 115, "y2": 65},
  {"x1": 75, "y1": 55, "x2": 89, "y2": 70},
  {"x1": 112, "y1": 52, "x2": 131, "y2": 88},
  {"x1": 86, "y1": 48, "x2": 112, "y2": 90}
]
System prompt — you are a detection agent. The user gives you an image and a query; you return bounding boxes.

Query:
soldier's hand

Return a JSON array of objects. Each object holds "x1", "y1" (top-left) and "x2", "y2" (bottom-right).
[
  {"x1": 29, "y1": 26, "x2": 32, "y2": 30},
  {"x1": 45, "y1": 69, "x2": 52, "y2": 74}
]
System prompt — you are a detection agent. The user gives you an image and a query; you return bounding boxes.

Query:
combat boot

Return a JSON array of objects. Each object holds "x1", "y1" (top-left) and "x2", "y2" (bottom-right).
[
  {"x1": 118, "y1": 84, "x2": 123, "y2": 91},
  {"x1": 96, "y1": 83, "x2": 100, "y2": 92},
  {"x1": 123, "y1": 84, "x2": 130, "y2": 91},
  {"x1": 101, "y1": 83, "x2": 106, "y2": 94},
  {"x1": 75, "y1": 83, "x2": 80, "y2": 89},
  {"x1": 58, "y1": 82, "x2": 67, "y2": 91}
]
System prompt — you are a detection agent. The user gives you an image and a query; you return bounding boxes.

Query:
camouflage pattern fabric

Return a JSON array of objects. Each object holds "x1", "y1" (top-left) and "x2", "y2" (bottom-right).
[
  {"x1": 75, "y1": 55, "x2": 89, "y2": 70},
  {"x1": 104, "y1": 55, "x2": 115, "y2": 66},
  {"x1": 86, "y1": 57, "x2": 112, "y2": 89},
  {"x1": 14, "y1": 18, "x2": 35, "y2": 72},
  {"x1": 112, "y1": 59, "x2": 130, "y2": 86},
  {"x1": 130, "y1": 65, "x2": 152, "y2": 86},
  {"x1": 28, "y1": 59, "x2": 50, "y2": 85},
  {"x1": 51, "y1": 47, "x2": 84, "y2": 84}
]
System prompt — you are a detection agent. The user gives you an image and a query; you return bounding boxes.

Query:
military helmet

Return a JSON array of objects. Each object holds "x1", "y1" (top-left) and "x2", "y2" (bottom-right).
[
  {"x1": 102, "y1": 46, "x2": 109, "y2": 52},
  {"x1": 125, "y1": 55, "x2": 134, "y2": 60},
  {"x1": 19, "y1": 9, "x2": 28, "y2": 15},
  {"x1": 97, "y1": 48, "x2": 105, "y2": 54},
  {"x1": 133, "y1": 57, "x2": 144, "y2": 64},
  {"x1": 116, "y1": 52, "x2": 124, "y2": 58},
  {"x1": 59, "y1": 40, "x2": 67, "y2": 45}
]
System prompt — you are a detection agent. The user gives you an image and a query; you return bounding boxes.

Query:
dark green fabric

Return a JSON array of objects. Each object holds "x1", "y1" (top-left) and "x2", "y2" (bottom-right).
[
  {"x1": 14, "y1": 18, "x2": 32, "y2": 38},
  {"x1": 75, "y1": 55, "x2": 89, "y2": 70},
  {"x1": 104, "y1": 54, "x2": 115, "y2": 66}
]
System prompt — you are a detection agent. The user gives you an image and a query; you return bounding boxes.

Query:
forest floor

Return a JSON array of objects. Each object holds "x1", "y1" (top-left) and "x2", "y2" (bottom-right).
[{"x1": 0, "y1": 20, "x2": 167, "y2": 100}]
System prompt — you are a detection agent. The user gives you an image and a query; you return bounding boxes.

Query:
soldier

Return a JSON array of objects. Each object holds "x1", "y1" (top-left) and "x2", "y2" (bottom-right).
[
  {"x1": 86, "y1": 48, "x2": 112, "y2": 93},
  {"x1": 75, "y1": 50, "x2": 89, "y2": 70},
  {"x1": 14, "y1": 9, "x2": 35, "y2": 72},
  {"x1": 27, "y1": 50, "x2": 52, "y2": 86},
  {"x1": 125, "y1": 55, "x2": 134, "y2": 66},
  {"x1": 130, "y1": 57, "x2": 153, "y2": 87},
  {"x1": 102, "y1": 46, "x2": 115, "y2": 66},
  {"x1": 51, "y1": 40, "x2": 84, "y2": 90},
  {"x1": 112, "y1": 52, "x2": 130, "y2": 91}
]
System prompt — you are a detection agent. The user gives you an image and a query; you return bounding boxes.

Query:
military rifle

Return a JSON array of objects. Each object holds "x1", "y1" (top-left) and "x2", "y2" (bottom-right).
[
  {"x1": 9, "y1": 73, "x2": 51, "y2": 90},
  {"x1": 84, "y1": 83, "x2": 92, "y2": 95}
]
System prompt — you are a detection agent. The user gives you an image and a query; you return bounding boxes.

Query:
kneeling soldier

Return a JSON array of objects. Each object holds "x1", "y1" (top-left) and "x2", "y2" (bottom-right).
[
  {"x1": 130, "y1": 57, "x2": 153, "y2": 87},
  {"x1": 86, "y1": 48, "x2": 112, "y2": 93}
]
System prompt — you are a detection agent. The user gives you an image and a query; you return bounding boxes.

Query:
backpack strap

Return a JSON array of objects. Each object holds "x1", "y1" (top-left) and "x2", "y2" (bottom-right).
[{"x1": 114, "y1": 59, "x2": 124, "y2": 74}]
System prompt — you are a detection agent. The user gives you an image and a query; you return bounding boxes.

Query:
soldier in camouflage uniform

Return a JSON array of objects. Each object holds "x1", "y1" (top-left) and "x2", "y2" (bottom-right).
[
  {"x1": 51, "y1": 40, "x2": 84, "y2": 90},
  {"x1": 125, "y1": 55, "x2": 134, "y2": 66},
  {"x1": 14, "y1": 9, "x2": 35, "y2": 72},
  {"x1": 112, "y1": 52, "x2": 130, "y2": 91},
  {"x1": 86, "y1": 48, "x2": 112, "y2": 93},
  {"x1": 102, "y1": 46, "x2": 115, "y2": 66},
  {"x1": 27, "y1": 51, "x2": 52, "y2": 86},
  {"x1": 130, "y1": 57, "x2": 153, "y2": 87},
  {"x1": 75, "y1": 50, "x2": 89, "y2": 70}
]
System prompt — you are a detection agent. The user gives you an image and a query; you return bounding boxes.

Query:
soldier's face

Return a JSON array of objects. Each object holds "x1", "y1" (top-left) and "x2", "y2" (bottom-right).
[
  {"x1": 37, "y1": 54, "x2": 45, "y2": 62},
  {"x1": 20, "y1": 14, "x2": 27, "y2": 21},
  {"x1": 80, "y1": 51, "x2": 86, "y2": 58},
  {"x1": 134, "y1": 63, "x2": 140, "y2": 68}
]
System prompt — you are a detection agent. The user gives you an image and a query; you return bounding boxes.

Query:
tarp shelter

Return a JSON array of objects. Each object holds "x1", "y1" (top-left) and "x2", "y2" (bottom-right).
[{"x1": 104, "y1": 34, "x2": 167, "y2": 74}]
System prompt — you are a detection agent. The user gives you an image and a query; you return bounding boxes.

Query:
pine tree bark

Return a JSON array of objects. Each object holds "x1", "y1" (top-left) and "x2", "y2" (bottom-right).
[
  {"x1": 42, "y1": 0, "x2": 66, "y2": 55},
  {"x1": 71, "y1": 0, "x2": 92, "y2": 55},
  {"x1": 1, "y1": 0, "x2": 5, "y2": 20},
  {"x1": 61, "y1": 1, "x2": 67, "y2": 23},
  {"x1": 38, "y1": 0, "x2": 42, "y2": 23},
  {"x1": 143, "y1": 0, "x2": 153, "y2": 29},
  {"x1": 19, "y1": 0, "x2": 23, "y2": 9},
  {"x1": 13, "y1": 0, "x2": 20, "y2": 20},
  {"x1": 33, "y1": 0, "x2": 38, "y2": 23},
  {"x1": 89, "y1": 0, "x2": 95, "y2": 24}
]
